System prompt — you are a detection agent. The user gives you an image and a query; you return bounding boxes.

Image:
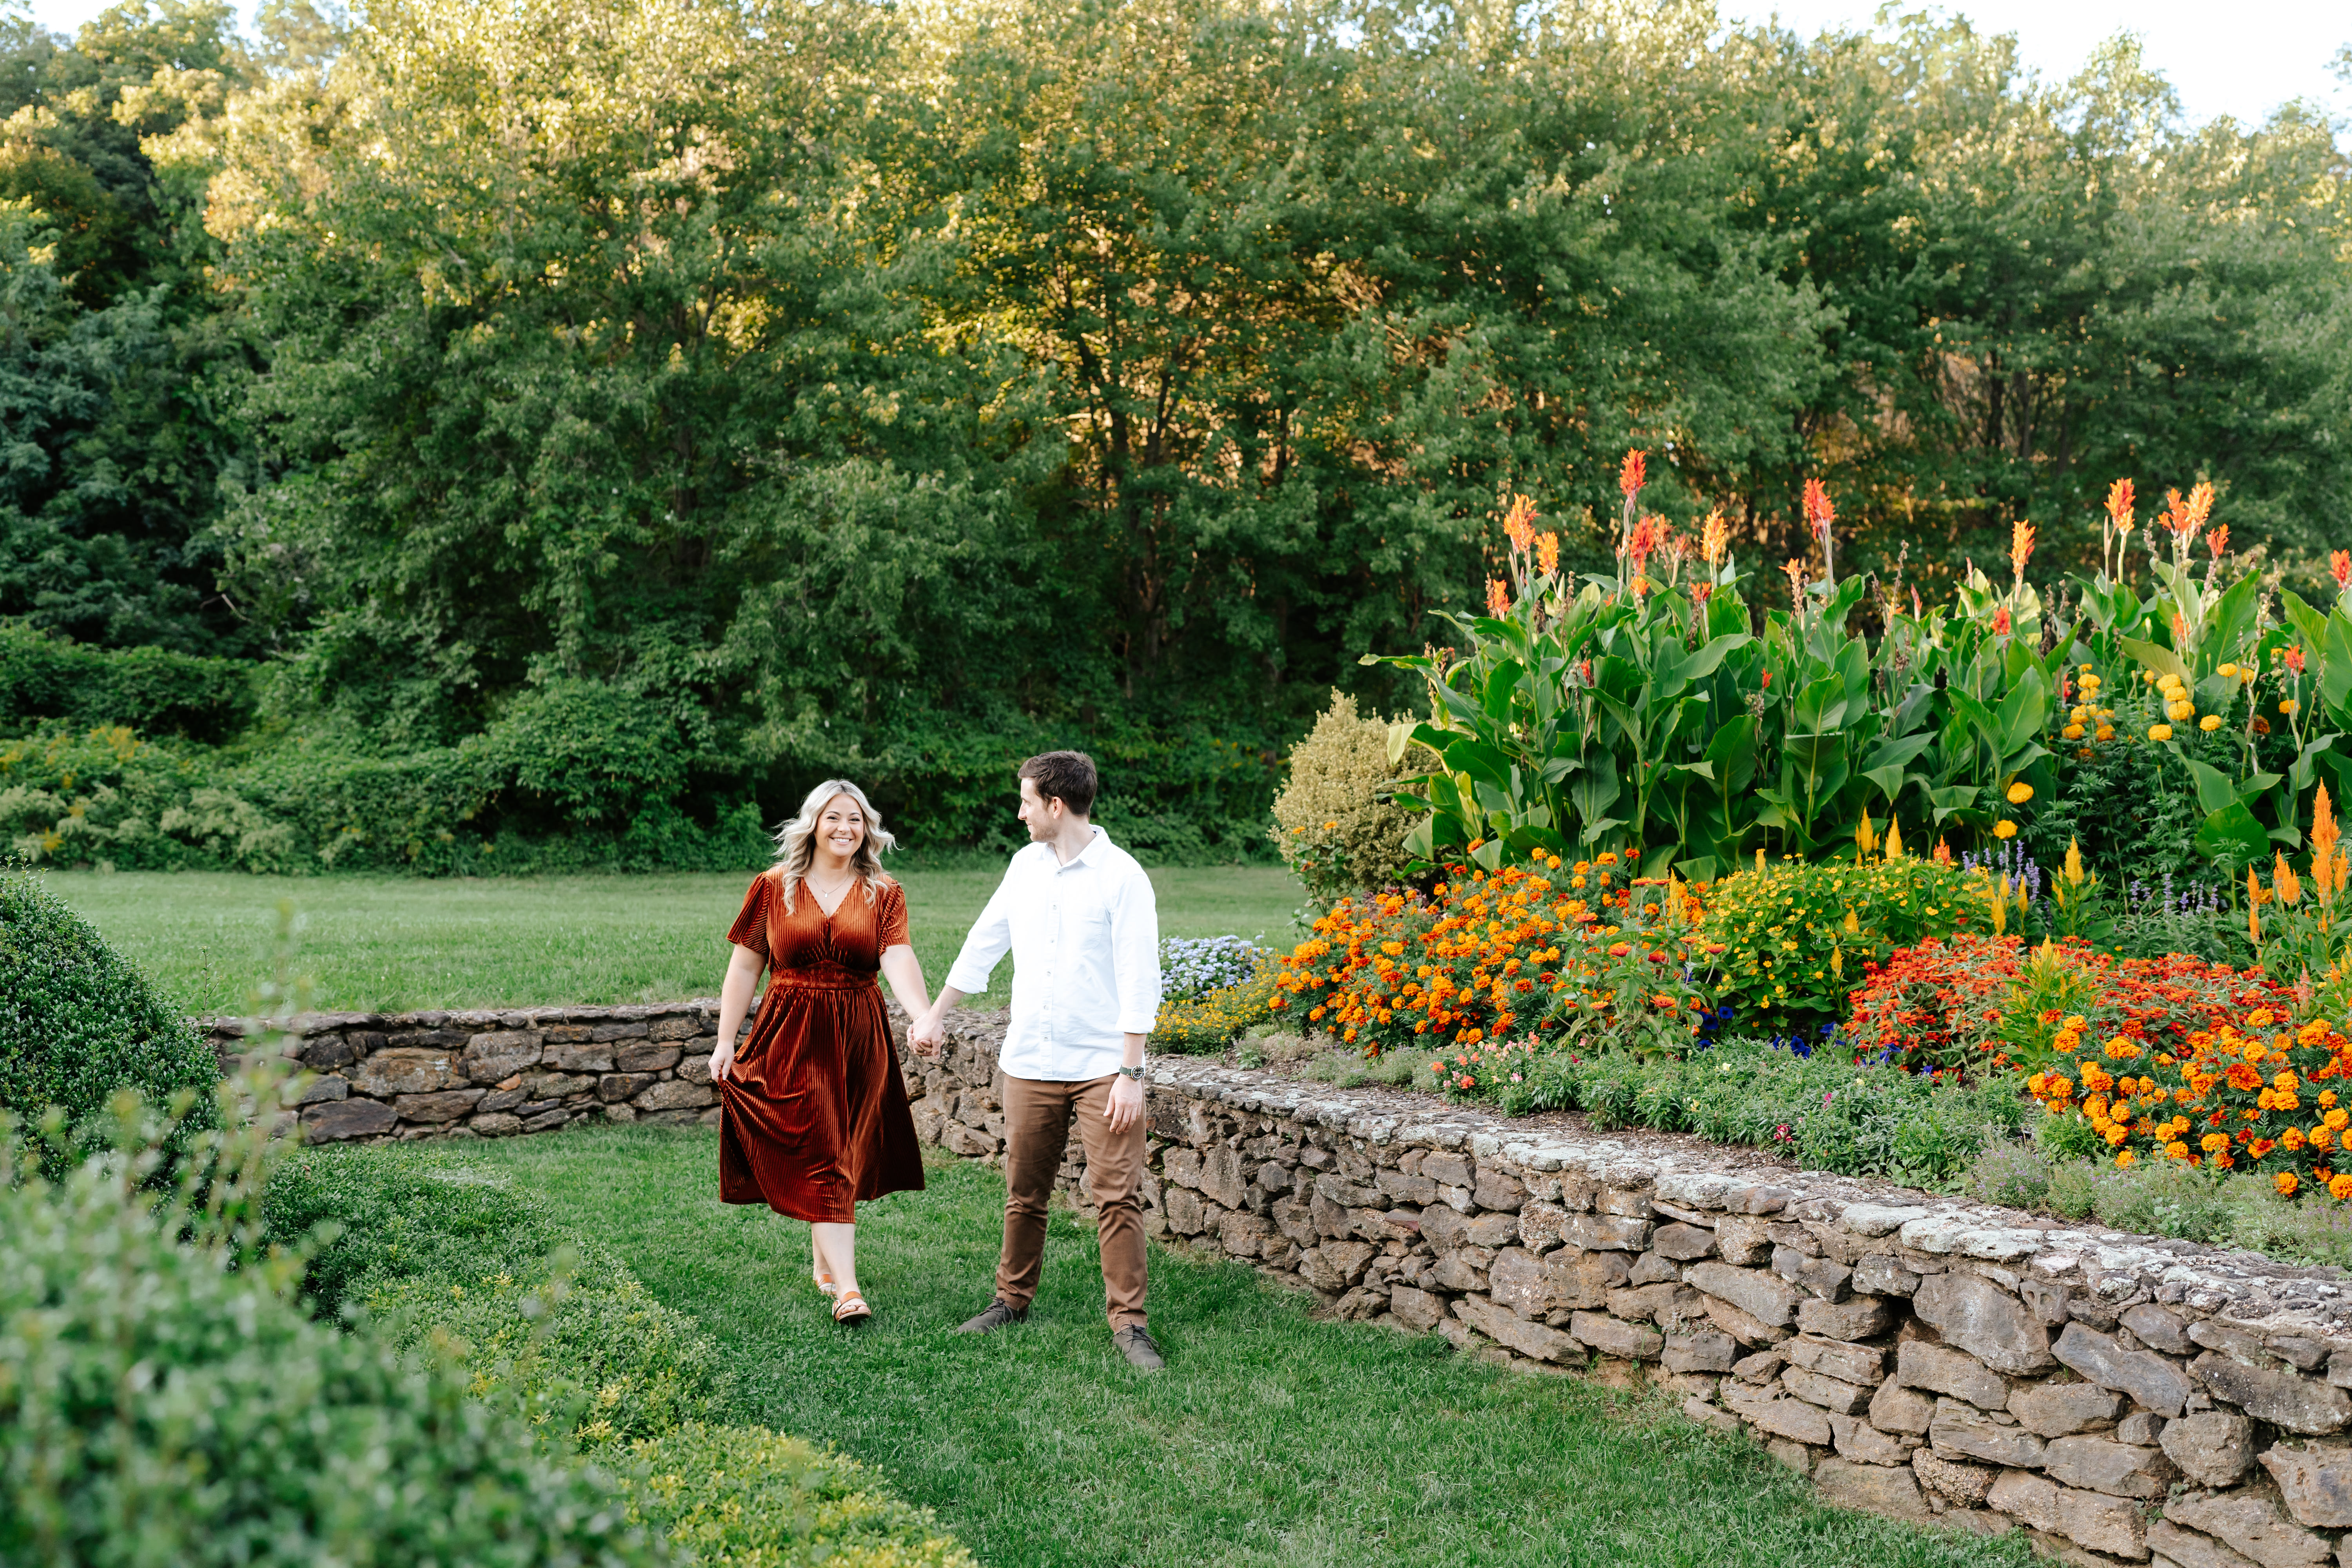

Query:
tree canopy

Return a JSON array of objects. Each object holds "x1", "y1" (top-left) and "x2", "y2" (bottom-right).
[{"x1": 1, "y1": 0, "x2": 2346, "y2": 849}]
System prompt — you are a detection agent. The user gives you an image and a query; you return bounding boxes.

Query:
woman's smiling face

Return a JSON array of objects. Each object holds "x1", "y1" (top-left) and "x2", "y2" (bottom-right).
[{"x1": 817, "y1": 795, "x2": 866, "y2": 858}]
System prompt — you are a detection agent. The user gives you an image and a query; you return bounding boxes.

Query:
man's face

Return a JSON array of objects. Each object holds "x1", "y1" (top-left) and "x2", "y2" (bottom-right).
[{"x1": 1017, "y1": 777, "x2": 1060, "y2": 841}]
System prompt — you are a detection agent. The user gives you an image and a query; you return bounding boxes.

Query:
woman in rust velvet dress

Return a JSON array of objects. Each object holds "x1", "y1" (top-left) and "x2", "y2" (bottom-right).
[{"x1": 710, "y1": 778, "x2": 930, "y2": 1323}]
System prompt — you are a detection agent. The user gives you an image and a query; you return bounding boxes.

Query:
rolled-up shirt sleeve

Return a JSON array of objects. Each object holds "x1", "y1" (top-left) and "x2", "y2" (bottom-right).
[
  {"x1": 945, "y1": 863, "x2": 1019, "y2": 996},
  {"x1": 1110, "y1": 865, "x2": 1162, "y2": 1036}
]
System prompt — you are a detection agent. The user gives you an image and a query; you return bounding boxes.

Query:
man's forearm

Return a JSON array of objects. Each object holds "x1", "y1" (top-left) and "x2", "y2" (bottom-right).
[
  {"x1": 1124, "y1": 1031, "x2": 1146, "y2": 1069},
  {"x1": 933, "y1": 986, "x2": 967, "y2": 1017}
]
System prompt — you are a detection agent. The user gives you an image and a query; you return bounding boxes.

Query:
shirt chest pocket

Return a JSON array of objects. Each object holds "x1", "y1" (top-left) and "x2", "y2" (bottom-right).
[{"x1": 1053, "y1": 880, "x2": 1112, "y2": 940}]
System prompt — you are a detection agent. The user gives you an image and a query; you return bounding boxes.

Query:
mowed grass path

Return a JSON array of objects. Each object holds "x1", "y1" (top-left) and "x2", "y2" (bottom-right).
[
  {"x1": 39, "y1": 864, "x2": 1304, "y2": 1015},
  {"x1": 450, "y1": 1128, "x2": 2033, "y2": 1568}
]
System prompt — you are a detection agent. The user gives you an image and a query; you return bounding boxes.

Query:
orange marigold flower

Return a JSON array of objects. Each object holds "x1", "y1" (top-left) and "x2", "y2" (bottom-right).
[{"x1": 2332, "y1": 1174, "x2": 2352, "y2": 1203}]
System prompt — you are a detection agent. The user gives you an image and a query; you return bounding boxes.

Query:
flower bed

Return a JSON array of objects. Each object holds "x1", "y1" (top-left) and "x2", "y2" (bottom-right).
[
  {"x1": 2027, "y1": 1007, "x2": 2352, "y2": 1193},
  {"x1": 1697, "y1": 856, "x2": 1979, "y2": 1026},
  {"x1": 1269, "y1": 854, "x2": 1718, "y2": 1062},
  {"x1": 1847, "y1": 933, "x2": 2288, "y2": 1074},
  {"x1": 1152, "y1": 935, "x2": 1279, "y2": 1053}
]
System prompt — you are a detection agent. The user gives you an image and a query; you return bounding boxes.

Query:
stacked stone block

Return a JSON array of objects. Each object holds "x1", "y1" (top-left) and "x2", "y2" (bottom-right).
[{"x1": 203, "y1": 1003, "x2": 725, "y2": 1143}]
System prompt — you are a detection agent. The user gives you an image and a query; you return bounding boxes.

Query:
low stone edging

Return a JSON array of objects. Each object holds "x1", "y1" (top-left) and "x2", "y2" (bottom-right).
[
  {"x1": 218, "y1": 999, "x2": 2352, "y2": 1565},
  {"x1": 203, "y1": 1003, "x2": 727, "y2": 1142}
]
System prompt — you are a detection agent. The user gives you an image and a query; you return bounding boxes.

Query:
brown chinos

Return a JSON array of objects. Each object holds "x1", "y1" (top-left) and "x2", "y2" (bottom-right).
[{"x1": 996, "y1": 1072, "x2": 1147, "y2": 1328}]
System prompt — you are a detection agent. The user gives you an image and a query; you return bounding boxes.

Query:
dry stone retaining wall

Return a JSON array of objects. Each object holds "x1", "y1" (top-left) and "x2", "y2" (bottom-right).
[
  {"x1": 220, "y1": 998, "x2": 2352, "y2": 1564},
  {"x1": 203, "y1": 1003, "x2": 726, "y2": 1143},
  {"x1": 898, "y1": 1017, "x2": 2352, "y2": 1568}
]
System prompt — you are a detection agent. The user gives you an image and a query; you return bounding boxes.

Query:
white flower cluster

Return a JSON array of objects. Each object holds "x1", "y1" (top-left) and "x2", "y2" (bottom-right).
[{"x1": 1158, "y1": 935, "x2": 1274, "y2": 1001}]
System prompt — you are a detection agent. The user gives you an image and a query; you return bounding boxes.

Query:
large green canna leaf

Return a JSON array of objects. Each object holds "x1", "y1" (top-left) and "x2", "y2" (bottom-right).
[{"x1": 2195, "y1": 801, "x2": 2272, "y2": 872}]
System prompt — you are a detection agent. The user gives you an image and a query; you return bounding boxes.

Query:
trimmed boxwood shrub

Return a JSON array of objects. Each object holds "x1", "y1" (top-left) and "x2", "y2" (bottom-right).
[
  {"x1": 264, "y1": 1143, "x2": 974, "y2": 1565},
  {"x1": 0, "y1": 866, "x2": 218, "y2": 1172},
  {"x1": 622, "y1": 1422, "x2": 975, "y2": 1568},
  {"x1": 0, "y1": 1162, "x2": 661, "y2": 1568},
  {"x1": 266, "y1": 1147, "x2": 730, "y2": 1446}
]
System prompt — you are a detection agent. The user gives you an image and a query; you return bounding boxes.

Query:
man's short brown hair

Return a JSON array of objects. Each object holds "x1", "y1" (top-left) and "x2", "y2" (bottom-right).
[{"x1": 1020, "y1": 751, "x2": 1098, "y2": 816}]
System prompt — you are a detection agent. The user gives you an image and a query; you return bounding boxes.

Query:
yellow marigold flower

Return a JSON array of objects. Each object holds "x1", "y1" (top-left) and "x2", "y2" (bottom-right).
[
  {"x1": 2277, "y1": 1171, "x2": 2300, "y2": 1197},
  {"x1": 2149, "y1": 723, "x2": 2174, "y2": 741},
  {"x1": 2062, "y1": 723, "x2": 2085, "y2": 740},
  {"x1": 2006, "y1": 782, "x2": 2033, "y2": 804},
  {"x1": 2282, "y1": 699, "x2": 2300, "y2": 715},
  {"x1": 2219, "y1": 662, "x2": 2239, "y2": 678},
  {"x1": 2165, "y1": 1141, "x2": 2190, "y2": 1161},
  {"x1": 2198, "y1": 714, "x2": 2222, "y2": 732},
  {"x1": 2201, "y1": 1132, "x2": 2231, "y2": 1154},
  {"x1": 2166, "y1": 700, "x2": 2196, "y2": 722},
  {"x1": 2115, "y1": 1149, "x2": 2137, "y2": 1168},
  {"x1": 1994, "y1": 820, "x2": 2018, "y2": 839},
  {"x1": 2095, "y1": 726, "x2": 2114, "y2": 741}
]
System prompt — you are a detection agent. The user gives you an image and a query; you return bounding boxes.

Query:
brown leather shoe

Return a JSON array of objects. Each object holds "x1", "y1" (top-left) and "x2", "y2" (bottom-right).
[
  {"x1": 1112, "y1": 1325, "x2": 1164, "y2": 1371},
  {"x1": 956, "y1": 1298, "x2": 1029, "y2": 1334}
]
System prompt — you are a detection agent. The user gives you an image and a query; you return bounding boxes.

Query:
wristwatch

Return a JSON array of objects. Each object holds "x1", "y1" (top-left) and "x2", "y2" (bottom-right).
[{"x1": 1118, "y1": 1064, "x2": 1144, "y2": 1080}]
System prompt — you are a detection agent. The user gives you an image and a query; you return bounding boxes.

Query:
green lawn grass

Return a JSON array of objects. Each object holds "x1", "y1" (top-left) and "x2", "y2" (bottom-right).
[
  {"x1": 37, "y1": 864, "x2": 1305, "y2": 1015},
  {"x1": 443, "y1": 1127, "x2": 2031, "y2": 1568}
]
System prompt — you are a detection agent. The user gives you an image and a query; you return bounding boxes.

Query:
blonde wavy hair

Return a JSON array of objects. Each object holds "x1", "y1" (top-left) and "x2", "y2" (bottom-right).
[{"x1": 771, "y1": 779, "x2": 897, "y2": 912}]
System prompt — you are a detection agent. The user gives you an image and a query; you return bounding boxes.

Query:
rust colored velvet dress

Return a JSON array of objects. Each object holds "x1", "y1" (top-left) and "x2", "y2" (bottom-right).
[{"x1": 718, "y1": 869, "x2": 925, "y2": 1223}]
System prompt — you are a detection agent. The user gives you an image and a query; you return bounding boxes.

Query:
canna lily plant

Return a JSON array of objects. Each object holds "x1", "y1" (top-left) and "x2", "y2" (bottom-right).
[{"x1": 1375, "y1": 459, "x2": 2348, "y2": 886}]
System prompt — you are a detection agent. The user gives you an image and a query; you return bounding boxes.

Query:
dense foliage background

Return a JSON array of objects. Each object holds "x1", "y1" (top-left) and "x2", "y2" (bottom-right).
[{"x1": 2, "y1": 0, "x2": 2347, "y2": 865}]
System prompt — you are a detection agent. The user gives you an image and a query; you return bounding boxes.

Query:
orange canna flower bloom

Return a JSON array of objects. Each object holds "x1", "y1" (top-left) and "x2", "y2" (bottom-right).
[
  {"x1": 2206, "y1": 524, "x2": 2229, "y2": 560},
  {"x1": 1801, "y1": 478, "x2": 1834, "y2": 539},
  {"x1": 1700, "y1": 509, "x2": 1728, "y2": 566},
  {"x1": 1486, "y1": 577, "x2": 1510, "y2": 616},
  {"x1": 1782, "y1": 557, "x2": 1808, "y2": 597},
  {"x1": 2334, "y1": 550, "x2": 2350, "y2": 589},
  {"x1": 1536, "y1": 532, "x2": 1560, "y2": 576},
  {"x1": 2105, "y1": 477, "x2": 2135, "y2": 527},
  {"x1": 2009, "y1": 518, "x2": 2035, "y2": 577},
  {"x1": 1619, "y1": 449, "x2": 1646, "y2": 499},
  {"x1": 1502, "y1": 493, "x2": 1539, "y2": 552},
  {"x1": 2186, "y1": 481, "x2": 2216, "y2": 531}
]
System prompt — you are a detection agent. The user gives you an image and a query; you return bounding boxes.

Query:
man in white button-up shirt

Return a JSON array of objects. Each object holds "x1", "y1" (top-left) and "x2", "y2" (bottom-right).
[{"x1": 911, "y1": 751, "x2": 1166, "y2": 1369}]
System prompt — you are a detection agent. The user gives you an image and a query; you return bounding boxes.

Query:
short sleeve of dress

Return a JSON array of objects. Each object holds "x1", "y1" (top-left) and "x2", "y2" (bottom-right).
[
  {"x1": 877, "y1": 879, "x2": 911, "y2": 951},
  {"x1": 726, "y1": 873, "x2": 775, "y2": 960}
]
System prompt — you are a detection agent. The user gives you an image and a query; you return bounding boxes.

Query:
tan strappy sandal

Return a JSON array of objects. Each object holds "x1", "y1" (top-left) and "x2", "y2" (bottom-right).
[{"x1": 831, "y1": 1289, "x2": 872, "y2": 1325}]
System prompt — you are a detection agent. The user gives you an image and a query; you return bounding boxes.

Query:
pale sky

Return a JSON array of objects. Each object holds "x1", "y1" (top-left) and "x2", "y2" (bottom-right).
[
  {"x1": 23, "y1": 0, "x2": 2352, "y2": 132},
  {"x1": 1722, "y1": 0, "x2": 2348, "y2": 128}
]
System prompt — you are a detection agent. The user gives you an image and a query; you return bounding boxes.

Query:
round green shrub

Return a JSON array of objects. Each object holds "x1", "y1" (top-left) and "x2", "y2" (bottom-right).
[
  {"x1": 0, "y1": 1164, "x2": 661, "y2": 1568},
  {"x1": 0, "y1": 866, "x2": 218, "y2": 1169},
  {"x1": 1272, "y1": 691, "x2": 1428, "y2": 905}
]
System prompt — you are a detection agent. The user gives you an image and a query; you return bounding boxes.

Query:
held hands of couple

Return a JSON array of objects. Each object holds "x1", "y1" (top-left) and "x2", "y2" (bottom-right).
[{"x1": 909, "y1": 1009, "x2": 947, "y2": 1060}]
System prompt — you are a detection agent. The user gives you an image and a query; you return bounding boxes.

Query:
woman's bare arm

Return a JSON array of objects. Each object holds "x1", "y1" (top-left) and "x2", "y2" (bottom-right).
[
  {"x1": 709, "y1": 943, "x2": 765, "y2": 1080},
  {"x1": 878, "y1": 945, "x2": 931, "y2": 1038}
]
